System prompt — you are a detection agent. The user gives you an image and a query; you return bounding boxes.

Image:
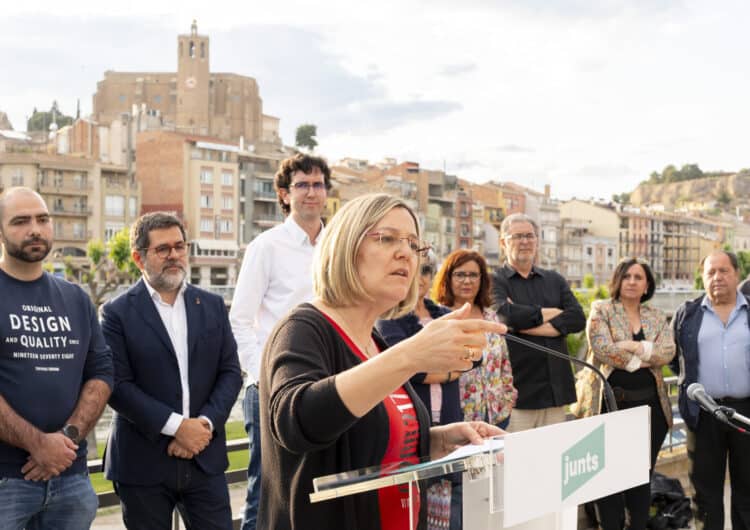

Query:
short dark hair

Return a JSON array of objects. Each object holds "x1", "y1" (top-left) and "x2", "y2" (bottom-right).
[
  {"x1": 274, "y1": 154, "x2": 332, "y2": 215},
  {"x1": 609, "y1": 257, "x2": 656, "y2": 302},
  {"x1": 130, "y1": 212, "x2": 187, "y2": 255},
  {"x1": 699, "y1": 250, "x2": 739, "y2": 271},
  {"x1": 433, "y1": 250, "x2": 492, "y2": 308}
]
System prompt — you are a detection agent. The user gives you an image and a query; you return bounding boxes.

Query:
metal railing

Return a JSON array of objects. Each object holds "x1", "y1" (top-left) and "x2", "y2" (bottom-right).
[{"x1": 662, "y1": 375, "x2": 686, "y2": 452}]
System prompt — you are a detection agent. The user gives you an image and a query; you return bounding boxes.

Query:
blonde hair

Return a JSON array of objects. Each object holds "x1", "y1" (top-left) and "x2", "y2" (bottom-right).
[{"x1": 313, "y1": 193, "x2": 421, "y2": 319}]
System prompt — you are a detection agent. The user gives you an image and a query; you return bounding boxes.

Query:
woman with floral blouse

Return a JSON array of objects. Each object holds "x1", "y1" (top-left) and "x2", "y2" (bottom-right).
[
  {"x1": 573, "y1": 257, "x2": 675, "y2": 530},
  {"x1": 433, "y1": 250, "x2": 517, "y2": 429}
]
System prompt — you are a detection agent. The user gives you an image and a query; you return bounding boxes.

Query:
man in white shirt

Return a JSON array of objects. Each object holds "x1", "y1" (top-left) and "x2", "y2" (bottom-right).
[
  {"x1": 230, "y1": 153, "x2": 330, "y2": 530},
  {"x1": 102, "y1": 212, "x2": 242, "y2": 529}
]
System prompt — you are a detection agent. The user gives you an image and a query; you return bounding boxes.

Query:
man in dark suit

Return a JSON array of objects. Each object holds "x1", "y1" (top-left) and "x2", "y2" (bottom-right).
[{"x1": 102, "y1": 212, "x2": 242, "y2": 529}]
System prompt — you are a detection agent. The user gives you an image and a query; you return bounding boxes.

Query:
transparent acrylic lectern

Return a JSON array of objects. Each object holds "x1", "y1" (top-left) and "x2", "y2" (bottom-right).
[
  {"x1": 310, "y1": 407, "x2": 651, "y2": 530},
  {"x1": 310, "y1": 436, "x2": 506, "y2": 530}
]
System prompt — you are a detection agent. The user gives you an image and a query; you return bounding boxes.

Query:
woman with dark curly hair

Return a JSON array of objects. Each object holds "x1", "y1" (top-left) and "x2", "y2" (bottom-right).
[{"x1": 433, "y1": 249, "x2": 517, "y2": 429}]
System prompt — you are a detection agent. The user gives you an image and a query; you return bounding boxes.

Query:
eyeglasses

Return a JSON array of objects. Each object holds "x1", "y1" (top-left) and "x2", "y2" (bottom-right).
[
  {"x1": 140, "y1": 242, "x2": 190, "y2": 259},
  {"x1": 452, "y1": 271, "x2": 481, "y2": 282},
  {"x1": 288, "y1": 181, "x2": 327, "y2": 192},
  {"x1": 504, "y1": 232, "x2": 537, "y2": 242},
  {"x1": 366, "y1": 230, "x2": 431, "y2": 258},
  {"x1": 420, "y1": 264, "x2": 434, "y2": 276}
]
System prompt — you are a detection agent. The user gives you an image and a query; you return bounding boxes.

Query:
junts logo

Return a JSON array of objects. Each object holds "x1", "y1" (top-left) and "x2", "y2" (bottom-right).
[{"x1": 561, "y1": 424, "x2": 605, "y2": 500}]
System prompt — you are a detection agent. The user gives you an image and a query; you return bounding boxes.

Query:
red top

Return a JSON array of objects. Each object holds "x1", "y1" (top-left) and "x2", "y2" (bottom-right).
[{"x1": 322, "y1": 312, "x2": 421, "y2": 530}]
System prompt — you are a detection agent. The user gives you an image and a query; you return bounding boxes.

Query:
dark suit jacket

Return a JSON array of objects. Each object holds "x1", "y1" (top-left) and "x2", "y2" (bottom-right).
[{"x1": 102, "y1": 279, "x2": 242, "y2": 485}]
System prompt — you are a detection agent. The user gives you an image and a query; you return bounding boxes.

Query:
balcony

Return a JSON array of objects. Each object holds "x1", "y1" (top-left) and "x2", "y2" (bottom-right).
[
  {"x1": 252, "y1": 190, "x2": 277, "y2": 201},
  {"x1": 54, "y1": 231, "x2": 90, "y2": 242},
  {"x1": 38, "y1": 181, "x2": 92, "y2": 196},
  {"x1": 52, "y1": 205, "x2": 92, "y2": 217},
  {"x1": 253, "y1": 213, "x2": 284, "y2": 227}
]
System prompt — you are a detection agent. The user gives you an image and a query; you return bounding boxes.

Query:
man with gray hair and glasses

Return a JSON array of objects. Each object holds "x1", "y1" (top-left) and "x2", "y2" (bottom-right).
[{"x1": 492, "y1": 213, "x2": 585, "y2": 432}]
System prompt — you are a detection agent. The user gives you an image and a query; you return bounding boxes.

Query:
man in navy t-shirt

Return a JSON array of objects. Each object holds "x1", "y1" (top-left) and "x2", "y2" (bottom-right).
[{"x1": 0, "y1": 187, "x2": 114, "y2": 529}]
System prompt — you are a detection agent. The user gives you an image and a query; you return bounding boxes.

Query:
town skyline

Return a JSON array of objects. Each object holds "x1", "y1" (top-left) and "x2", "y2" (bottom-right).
[{"x1": 3, "y1": 1, "x2": 750, "y2": 201}]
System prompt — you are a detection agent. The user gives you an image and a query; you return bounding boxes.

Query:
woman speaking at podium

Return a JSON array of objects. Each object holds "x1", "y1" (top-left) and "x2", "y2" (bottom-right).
[
  {"x1": 256, "y1": 193, "x2": 504, "y2": 530},
  {"x1": 573, "y1": 257, "x2": 675, "y2": 529}
]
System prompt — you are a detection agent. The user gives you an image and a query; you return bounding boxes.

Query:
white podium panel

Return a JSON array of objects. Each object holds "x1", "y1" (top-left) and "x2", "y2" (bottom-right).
[
  {"x1": 502, "y1": 406, "x2": 650, "y2": 528},
  {"x1": 310, "y1": 406, "x2": 650, "y2": 530}
]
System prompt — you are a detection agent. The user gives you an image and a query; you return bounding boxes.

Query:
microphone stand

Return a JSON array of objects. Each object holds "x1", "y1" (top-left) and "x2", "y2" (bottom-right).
[
  {"x1": 504, "y1": 333, "x2": 618, "y2": 413},
  {"x1": 716, "y1": 406, "x2": 750, "y2": 434}
]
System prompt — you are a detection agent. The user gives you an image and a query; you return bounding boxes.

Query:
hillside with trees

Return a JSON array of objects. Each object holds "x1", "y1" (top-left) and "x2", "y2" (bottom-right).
[{"x1": 628, "y1": 164, "x2": 750, "y2": 211}]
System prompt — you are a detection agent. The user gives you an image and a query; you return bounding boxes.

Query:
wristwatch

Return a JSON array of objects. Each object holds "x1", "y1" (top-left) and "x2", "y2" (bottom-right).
[{"x1": 61, "y1": 424, "x2": 80, "y2": 444}]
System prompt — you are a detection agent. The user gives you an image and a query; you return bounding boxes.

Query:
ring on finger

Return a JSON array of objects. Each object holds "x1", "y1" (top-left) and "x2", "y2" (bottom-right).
[{"x1": 463, "y1": 347, "x2": 476, "y2": 361}]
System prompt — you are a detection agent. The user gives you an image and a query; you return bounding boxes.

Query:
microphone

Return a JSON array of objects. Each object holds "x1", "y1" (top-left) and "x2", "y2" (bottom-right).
[
  {"x1": 687, "y1": 383, "x2": 728, "y2": 422},
  {"x1": 504, "y1": 333, "x2": 618, "y2": 413}
]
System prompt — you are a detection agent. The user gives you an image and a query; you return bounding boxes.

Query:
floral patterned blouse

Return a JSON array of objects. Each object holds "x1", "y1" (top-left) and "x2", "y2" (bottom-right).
[
  {"x1": 459, "y1": 308, "x2": 517, "y2": 425},
  {"x1": 571, "y1": 299, "x2": 675, "y2": 426}
]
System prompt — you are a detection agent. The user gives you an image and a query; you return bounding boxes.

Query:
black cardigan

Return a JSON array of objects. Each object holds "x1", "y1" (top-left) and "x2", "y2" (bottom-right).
[
  {"x1": 258, "y1": 303, "x2": 431, "y2": 530},
  {"x1": 376, "y1": 299, "x2": 466, "y2": 425}
]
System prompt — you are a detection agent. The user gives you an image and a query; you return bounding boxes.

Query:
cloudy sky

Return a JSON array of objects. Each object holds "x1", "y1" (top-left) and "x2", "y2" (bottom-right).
[{"x1": 2, "y1": 0, "x2": 749, "y2": 200}]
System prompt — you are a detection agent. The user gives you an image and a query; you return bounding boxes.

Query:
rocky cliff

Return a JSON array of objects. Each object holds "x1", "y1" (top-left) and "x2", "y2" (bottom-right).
[{"x1": 629, "y1": 173, "x2": 750, "y2": 208}]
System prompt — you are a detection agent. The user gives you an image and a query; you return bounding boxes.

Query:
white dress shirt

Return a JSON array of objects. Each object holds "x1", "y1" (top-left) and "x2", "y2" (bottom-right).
[
  {"x1": 144, "y1": 281, "x2": 212, "y2": 436},
  {"x1": 230, "y1": 216, "x2": 323, "y2": 385}
]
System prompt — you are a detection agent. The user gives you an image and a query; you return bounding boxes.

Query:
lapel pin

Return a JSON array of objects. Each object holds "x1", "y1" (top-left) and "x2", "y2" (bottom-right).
[{"x1": 196, "y1": 297, "x2": 201, "y2": 305}]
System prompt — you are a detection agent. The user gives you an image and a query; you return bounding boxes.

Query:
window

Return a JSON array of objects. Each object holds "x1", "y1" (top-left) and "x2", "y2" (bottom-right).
[
  {"x1": 73, "y1": 174, "x2": 85, "y2": 190},
  {"x1": 586, "y1": 247, "x2": 593, "y2": 256},
  {"x1": 200, "y1": 168, "x2": 213, "y2": 184},
  {"x1": 220, "y1": 219, "x2": 233, "y2": 233},
  {"x1": 154, "y1": 95, "x2": 162, "y2": 104},
  {"x1": 119, "y1": 95, "x2": 126, "y2": 103},
  {"x1": 221, "y1": 171, "x2": 233, "y2": 186},
  {"x1": 200, "y1": 218, "x2": 214, "y2": 232},
  {"x1": 200, "y1": 194, "x2": 213, "y2": 208},
  {"x1": 105, "y1": 222, "x2": 124, "y2": 242},
  {"x1": 54, "y1": 171, "x2": 64, "y2": 187},
  {"x1": 129, "y1": 197, "x2": 137, "y2": 218},
  {"x1": 105, "y1": 195, "x2": 125, "y2": 216},
  {"x1": 11, "y1": 168, "x2": 23, "y2": 186},
  {"x1": 222, "y1": 196, "x2": 233, "y2": 210},
  {"x1": 607, "y1": 248, "x2": 613, "y2": 257},
  {"x1": 73, "y1": 222, "x2": 85, "y2": 240}
]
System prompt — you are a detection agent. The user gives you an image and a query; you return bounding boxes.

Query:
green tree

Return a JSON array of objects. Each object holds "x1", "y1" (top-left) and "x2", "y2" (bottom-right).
[
  {"x1": 661, "y1": 164, "x2": 679, "y2": 183},
  {"x1": 716, "y1": 187, "x2": 732, "y2": 207},
  {"x1": 295, "y1": 124, "x2": 318, "y2": 151},
  {"x1": 26, "y1": 101, "x2": 74, "y2": 132},
  {"x1": 648, "y1": 170, "x2": 662, "y2": 184},
  {"x1": 61, "y1": 227, "x2": 139, "y2": 309},
  {"x1": 680, "y1": 163, "x2": 703, "y2": 181},
  {"x1": 566, "y1": 283, "x2": 610, "y2": 357},
  {"x1": 611, "y1": 192, "x2": 630, "y2": 205}
]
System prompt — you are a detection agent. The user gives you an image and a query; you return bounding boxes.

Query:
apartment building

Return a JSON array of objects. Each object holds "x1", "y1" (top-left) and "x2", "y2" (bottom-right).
[
  {"x1": 0, "y1": 153, "x2": 89, "y2": 255},
  {"x1": 582, "y1": 235, "x2": 618, "y2": 286},
  {"x1": 238, "y1": 150, "x2": 287, "y2": 244},
  {"x1": 97, "y1": 164, "x2": 141, "y2": 243},
  {"x1": 539, "y1": 196, "x2": 561, "y2": 270},
  {"x1": 136, "y1": 130, "x2": 240, "y2": 286}
]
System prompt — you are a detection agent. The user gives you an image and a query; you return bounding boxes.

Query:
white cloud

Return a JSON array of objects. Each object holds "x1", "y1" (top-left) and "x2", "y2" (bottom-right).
[{"x1": 2, "y1": 0, "x2": 750, "y2": 201}]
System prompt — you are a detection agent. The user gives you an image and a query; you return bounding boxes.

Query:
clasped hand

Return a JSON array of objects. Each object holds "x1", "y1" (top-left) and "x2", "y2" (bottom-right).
[
  {"x1": 168, "y1": 417, "x2": 213, "y2": 459},
  {"x1": 23, "y1": 432, "x2": 78, "y2": 481}
]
